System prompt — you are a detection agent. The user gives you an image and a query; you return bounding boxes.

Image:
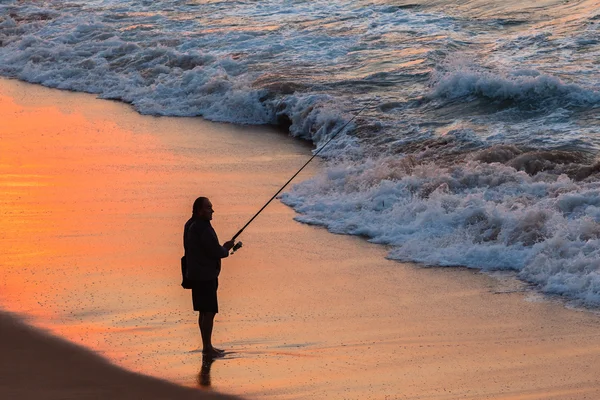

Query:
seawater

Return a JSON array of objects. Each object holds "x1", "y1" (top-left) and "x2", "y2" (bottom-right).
[{"x1": 1, "y1": 0, "x2": 599, "y2": 306}]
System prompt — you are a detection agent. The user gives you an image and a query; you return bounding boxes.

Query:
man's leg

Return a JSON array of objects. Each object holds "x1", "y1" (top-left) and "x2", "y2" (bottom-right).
[
  {"x1": 198, "y1": 312, "x2": 204, "y2": 338},
  {"x1": 197, "y1": 280, "x2": 223, "y2": 356},
  {"x1": 199, "y1": 311, "x2": 219, "y2": 355}
]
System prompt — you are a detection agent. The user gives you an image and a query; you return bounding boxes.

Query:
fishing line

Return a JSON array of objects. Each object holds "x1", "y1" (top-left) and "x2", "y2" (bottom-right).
[{"x1": 230, "y1": 99, "x2": 375, "y2": 252}]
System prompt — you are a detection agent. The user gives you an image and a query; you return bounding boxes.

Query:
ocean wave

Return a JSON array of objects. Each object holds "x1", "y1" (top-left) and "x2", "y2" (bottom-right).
[
  {"x1": 0, "y1": 3, "x2": 358, "y2": 147},
  {"x1": 282, "y1": 155, "x2": 600, "y2": 307},
  {"x1": 0, "y1": 12, "x2": 267, "y2": 121},
  {"x1": 428, "y1": 64, "x2": 600, "y2": 108}
]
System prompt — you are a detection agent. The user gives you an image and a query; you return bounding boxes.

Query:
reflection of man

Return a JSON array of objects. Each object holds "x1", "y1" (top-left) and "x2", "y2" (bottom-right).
[
  {"x1": 198, "y1": 354, "x2": 215, "y2": 387},
  {"x1": 183, "y1": 197, "x2": 234, "y2": 357}
]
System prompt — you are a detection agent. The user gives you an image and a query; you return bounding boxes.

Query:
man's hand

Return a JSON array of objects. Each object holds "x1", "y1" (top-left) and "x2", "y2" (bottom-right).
[{"x1": 223, "y1": 240, "x2": 235, "y2": 251}]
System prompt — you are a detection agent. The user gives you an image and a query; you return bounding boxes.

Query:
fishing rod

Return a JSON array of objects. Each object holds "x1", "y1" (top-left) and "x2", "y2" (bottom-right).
[{"x1": 229, "y1": 99, "x2": 375, "y2": 253}]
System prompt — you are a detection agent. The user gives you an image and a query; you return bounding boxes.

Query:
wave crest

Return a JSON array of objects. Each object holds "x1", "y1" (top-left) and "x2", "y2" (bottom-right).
[{"x1": 429, "y1": 65, "x2": 600, "y2": 108}]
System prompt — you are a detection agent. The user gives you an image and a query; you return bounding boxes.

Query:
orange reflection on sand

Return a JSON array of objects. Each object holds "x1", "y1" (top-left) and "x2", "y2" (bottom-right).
[{"x1": 0, "y1": 89, "x2": 178, "y2": 330}]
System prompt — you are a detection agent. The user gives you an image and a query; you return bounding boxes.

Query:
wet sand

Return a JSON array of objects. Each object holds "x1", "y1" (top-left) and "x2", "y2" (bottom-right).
[{"x1": 1, "y1": 78, "x2": 600, "y2": 399}]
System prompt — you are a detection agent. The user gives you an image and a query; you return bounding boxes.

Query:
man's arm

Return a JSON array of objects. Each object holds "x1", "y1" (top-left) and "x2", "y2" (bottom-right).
[{"x1": 199, "y1": 228, "x2": 232, "y2": 259}]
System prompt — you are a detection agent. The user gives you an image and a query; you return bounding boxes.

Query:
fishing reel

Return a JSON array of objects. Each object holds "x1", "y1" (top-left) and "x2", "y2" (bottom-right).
[{"x1": 231, "y1": 241, "x2": 243, "y2": 254}]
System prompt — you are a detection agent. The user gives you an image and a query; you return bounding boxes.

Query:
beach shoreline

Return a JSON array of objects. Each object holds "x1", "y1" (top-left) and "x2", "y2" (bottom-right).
[{"x1": 1, "y1": 78, "x2": 600, "y2": 399}]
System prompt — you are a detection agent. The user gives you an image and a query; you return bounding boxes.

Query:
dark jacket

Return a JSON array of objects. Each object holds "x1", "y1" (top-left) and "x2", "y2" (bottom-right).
[{"x1": 183, "y1": 217, "x2": 229, "y2": 281}]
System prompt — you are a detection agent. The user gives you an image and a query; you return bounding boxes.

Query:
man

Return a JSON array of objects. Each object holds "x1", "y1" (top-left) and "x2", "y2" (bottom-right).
[{"x1": 183, "y1": 197, "x2": 234, "y2": 357}]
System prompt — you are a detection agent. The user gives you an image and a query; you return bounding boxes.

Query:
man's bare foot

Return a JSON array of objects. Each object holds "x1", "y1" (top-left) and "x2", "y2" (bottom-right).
[
  {"x1": 202, "y1": 347, "x2": 224, "y2": 357},
  {"x1": 213, "y1": 347, "x2": 225, "y2": 353}
]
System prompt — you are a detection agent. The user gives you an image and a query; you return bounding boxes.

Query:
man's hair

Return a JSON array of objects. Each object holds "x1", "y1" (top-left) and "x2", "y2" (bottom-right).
[{"x1": 192, "y1": 197, "x2": 208, "y2": 215}]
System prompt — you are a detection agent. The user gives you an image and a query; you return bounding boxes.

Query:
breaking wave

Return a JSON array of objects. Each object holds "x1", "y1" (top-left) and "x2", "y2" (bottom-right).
[
  {"x1": 282, "y1": 151, "x2": 600, "y2": 307},
  {"x1": 429, "y1": 66, "x2": 600, "y2": 108},
  {"x1": 0, "y1": 2, "x2": 354, "y2": 145}
]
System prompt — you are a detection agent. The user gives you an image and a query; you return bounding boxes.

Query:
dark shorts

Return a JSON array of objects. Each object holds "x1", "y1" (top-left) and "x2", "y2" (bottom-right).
[{"x1": 191, "y1": 278, "x2": 218, "y2": 313}]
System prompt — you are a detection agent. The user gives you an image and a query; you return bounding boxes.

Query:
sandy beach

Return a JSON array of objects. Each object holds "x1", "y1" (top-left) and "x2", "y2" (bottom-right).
[{"x1": 1, "y1": 78, "x2": 600, "y2": 399}]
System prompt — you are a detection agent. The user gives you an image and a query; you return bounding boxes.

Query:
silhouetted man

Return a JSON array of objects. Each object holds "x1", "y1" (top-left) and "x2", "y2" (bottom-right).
[{"x1": 183, "y1": 197, "x2": 234, "y2": 357}]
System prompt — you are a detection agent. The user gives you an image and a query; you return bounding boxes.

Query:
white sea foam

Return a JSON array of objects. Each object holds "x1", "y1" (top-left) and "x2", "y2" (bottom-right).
[
  {"x1": 0, "y1": 2, "x2": 357, "y2": 145},
  {"x1": 282, "y1": 157, "x2": 600, "y2": 307}
]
